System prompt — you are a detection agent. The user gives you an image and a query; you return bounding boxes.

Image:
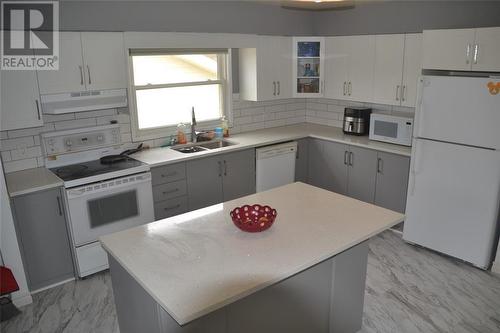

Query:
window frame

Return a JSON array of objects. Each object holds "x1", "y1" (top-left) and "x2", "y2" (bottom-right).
[{"x1": 127, "y1": 48, "x2": 233, "y2": 142}]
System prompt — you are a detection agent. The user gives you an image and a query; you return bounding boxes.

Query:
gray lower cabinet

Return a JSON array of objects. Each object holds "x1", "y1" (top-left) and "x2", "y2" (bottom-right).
[
  {"x1": 307, "y1": 139, "x2": 408, "y2": 208},
  {"x1": 308, "y1": 139, "x2": 348, "y2": 195},
  {"x1": 151, "y1": 163, "x2": 188, "y2": 220},
  {"x1": 186, "y1": 156, "x2": 224, "y2": 211},
  {"x1": 295, "y1": 138, "x2": 309, "y2": 183},
  {"x1": 374, "y1": 152, "x2": 410, "y2": 213},
  {"x1": 346, "y1": 146, "x2": 378, "y2": 203},
  {"x1": 11, "y1": 187, "x2": 74, "y2": 291},
  {"x1": 221, "y1": 149, "x2": 256, "y2": 202},
  {"x1": 187, "y1": 149, "x2": 255, "y2": 211}
]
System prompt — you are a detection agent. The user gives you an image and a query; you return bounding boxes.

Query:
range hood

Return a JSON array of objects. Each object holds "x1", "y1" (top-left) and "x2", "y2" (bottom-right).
[{"x1": 41, "y1": 89, "x2": 128, "y2": 114}]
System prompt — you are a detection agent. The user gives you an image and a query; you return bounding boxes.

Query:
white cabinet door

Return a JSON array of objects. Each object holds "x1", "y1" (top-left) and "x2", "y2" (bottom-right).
[
  {"x1": 347, "y1": 35, "x2": 375, "y2": 102},
  {"x1": 472, "y1": 27, "x2": 500, "y2": 72},
  {"x1": 258, "y1": 36, "x2": 278, "y2": 101},
  {"x1": 37, "y1": 32, "x2": 85, "y2": 94},
  {"x1": 422, "y1": 28, "x2": 475, "y2": 71},
  {"x1": 277, "y1": 37, "x2": 292, "y2": 99},
  {"x1": 401, "y1": 34, "x2": 422, "y2": 107},
  {"x1": 372, "y1": 34, "x2": 405, "y2": 106},
  {"x1": 324, "y1": 36, "x2": 349, "y2": 100},
  {"x1": 81, "y1": 32, "x2": 127, "y2": 91},
  {"x1": 1, "y1": 70, "x2": 43, "y2": 130}
]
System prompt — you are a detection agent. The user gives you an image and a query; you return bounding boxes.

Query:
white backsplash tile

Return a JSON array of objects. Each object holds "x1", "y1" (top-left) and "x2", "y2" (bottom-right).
[{"x1": 0, "y1": 95, "x2": 413, "y2": 173}]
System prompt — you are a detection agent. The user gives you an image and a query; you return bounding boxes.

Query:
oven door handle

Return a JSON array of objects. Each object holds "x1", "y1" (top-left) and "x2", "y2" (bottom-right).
[{"x1": 66, "y1": 173, "x2": 152, "y2": 199}]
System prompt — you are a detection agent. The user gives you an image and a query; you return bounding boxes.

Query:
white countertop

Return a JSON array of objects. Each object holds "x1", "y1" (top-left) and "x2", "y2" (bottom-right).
[
  {"x1": 5, "y1": 167, "x2": 64, "y2": 197},
  {"x1": 131, "y1": 123, "x2": 411, "y2": 167},
  {"x1": 100, "y1": 182, "x2": 404, "y2": 325}
]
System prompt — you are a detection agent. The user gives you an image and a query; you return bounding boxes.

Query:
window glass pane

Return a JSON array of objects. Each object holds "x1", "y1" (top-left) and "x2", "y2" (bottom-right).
[
  {"x1": 136, "y1": 84, "x2": 221, "y2": 129},
  {"x1": 133, "y1": 54, "x2": 218, "y2": 85}
]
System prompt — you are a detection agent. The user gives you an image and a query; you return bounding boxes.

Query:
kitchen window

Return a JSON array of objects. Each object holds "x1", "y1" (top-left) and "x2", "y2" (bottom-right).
[{"x1": 129, "y1": 49, "x2": 230, "y2": 140}]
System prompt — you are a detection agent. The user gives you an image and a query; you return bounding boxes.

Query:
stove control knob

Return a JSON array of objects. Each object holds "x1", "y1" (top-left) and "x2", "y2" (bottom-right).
[
  {"x1": 66, "y1": 140, "x2": 73, "y2": 147},
  {"x1": 97, "y1": 135, "x2": 104, "y2": 142}
]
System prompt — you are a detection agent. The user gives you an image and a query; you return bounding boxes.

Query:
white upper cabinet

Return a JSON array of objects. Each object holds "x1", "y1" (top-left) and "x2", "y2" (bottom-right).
[
  {"x1": 80, "y1": 32, "x2": 127, "y2": 91},
  {"x1": 373, "y1": 34, "x2": 405, "y2": 106},
  {"x1": 401, "y1": 34, "x2": 422, "y2": 107},
  {"x1": 38, "y1": 32, "x2": 127, "y2": 95},
  {"x1": 293, "y1": 37, "x2": 325, "y2": 98},
  {"x1": 239, "y1": 36, "x2": 292, "y2": 101},
  {"x1": 1, "y1": 69, "x2": 43, "y2": 131},
  {"x1": 423, "y1": 27, "x2": 500, "y2": 72},
  {"x1": 348, "y1": 35, "x2": 376, "y2": 102},
  {"x1": 372, "y1": 33, "x2": 422, "y2": 107},
  {"x1": 37, "y1": 32, "x2": 86, "y2": 94},
  {"x1": 472, "y1": 27, "x2": 500, "y2": 72},
  {"x1": 325, "y1": 35, "x2": 375, "y2": 102},
  {"x1": 324, "y1": 36, "x2": 350, "y2": 100}
]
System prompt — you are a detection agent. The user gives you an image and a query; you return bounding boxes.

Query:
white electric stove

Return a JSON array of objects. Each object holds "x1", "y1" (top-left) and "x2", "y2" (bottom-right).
[{"x1": 42, "y1": 125, "x2": 154, "y2": 277}]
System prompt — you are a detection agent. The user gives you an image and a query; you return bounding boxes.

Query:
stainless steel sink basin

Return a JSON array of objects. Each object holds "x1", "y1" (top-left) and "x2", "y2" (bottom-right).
[
  {"x1": 171, "y1": 140, "x2": 236, "y2": 154},
  {"x1": 198, "y1": 140, "x2": 236, "y2": 149},
  {"x1": 172, "y1": 146, "x2": 208, "y2": 154}
]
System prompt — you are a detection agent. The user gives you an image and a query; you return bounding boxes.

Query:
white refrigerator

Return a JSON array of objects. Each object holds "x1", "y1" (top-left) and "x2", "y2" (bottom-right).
[{"x1": 403, "y1": 75, "x2": 500, "y2": 269}]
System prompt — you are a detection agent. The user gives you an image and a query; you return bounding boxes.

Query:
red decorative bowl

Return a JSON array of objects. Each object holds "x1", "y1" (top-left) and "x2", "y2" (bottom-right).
[{"x1": 230, "y1": 204, "x2": 277, "y2": 232}]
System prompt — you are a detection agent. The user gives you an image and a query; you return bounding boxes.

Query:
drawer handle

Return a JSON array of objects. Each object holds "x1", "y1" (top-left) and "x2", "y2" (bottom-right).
[
  {"x1": 162, "y1": 188, "x2": 179, "y2": 195},
  {"x1": 161, "y1": 172, "x2": 177, "y2": 178},
  {"x1": 164, "y1": 204, "x2": 181, "y2": 211}
]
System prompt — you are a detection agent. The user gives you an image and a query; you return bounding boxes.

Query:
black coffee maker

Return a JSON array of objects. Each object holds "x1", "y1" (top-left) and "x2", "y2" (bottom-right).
[{"x1": 342, "y1": 108, "x2": 372, "y2": 135}]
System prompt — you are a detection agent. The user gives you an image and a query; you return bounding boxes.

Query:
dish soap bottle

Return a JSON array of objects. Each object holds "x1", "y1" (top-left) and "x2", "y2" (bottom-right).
[
  {"x1": 221, "y1": 116, "x2": 229, "y2": 138},
  {"x1": 177, "y1": 123, "x2": 187, "y2": 144}
]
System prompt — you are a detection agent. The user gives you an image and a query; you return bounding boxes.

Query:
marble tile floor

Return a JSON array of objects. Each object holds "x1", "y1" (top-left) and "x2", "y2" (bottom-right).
[{"x1": 2, "y1": 230, "x2": 499, "y2": 333}]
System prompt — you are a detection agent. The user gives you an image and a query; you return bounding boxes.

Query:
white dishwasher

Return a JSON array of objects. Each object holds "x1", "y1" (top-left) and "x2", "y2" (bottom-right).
[{"x1": 256, "y1": 141, "x2": 297, "y2": 192}]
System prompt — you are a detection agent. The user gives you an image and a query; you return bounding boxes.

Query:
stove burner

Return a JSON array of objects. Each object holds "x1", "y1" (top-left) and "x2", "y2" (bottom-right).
[{"x1": 54, "y1": 165, "x2": 89, "y2": 178}]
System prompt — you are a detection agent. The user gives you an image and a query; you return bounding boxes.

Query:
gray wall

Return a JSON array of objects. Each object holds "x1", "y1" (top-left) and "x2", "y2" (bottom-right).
[
  {"x1": 311, "y1": 1, "x2": 500, "y2": 36},
  {"x1": 59, "y1": 1, "x2": 314, "y2": 36}
]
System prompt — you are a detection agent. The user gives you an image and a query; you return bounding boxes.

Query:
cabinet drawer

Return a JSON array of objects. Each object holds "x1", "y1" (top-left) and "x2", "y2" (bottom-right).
[
  {"x1": 153, "y1": 180, "x2": 187, "y2": 202},
  {"x1": 151, "y1": 163, "x2": 186, "y2": 185},
  {"x1": 154, "y1": 196, "x2": 188, "y2": 220}
]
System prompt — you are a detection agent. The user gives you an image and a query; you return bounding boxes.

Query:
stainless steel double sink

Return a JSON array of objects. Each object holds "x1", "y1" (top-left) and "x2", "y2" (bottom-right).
[{"x1": 171, "y1": 139, "x2": 236, "y2": 154}]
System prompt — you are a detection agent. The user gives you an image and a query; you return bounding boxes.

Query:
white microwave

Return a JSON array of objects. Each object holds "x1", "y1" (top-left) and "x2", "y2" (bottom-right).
[{"x1": 369, "y1": 114, "x2": 413, "y2": 146}]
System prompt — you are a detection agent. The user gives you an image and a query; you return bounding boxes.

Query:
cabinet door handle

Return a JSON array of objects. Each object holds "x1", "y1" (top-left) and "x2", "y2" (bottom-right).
[
  {"x1": 56, "y1": 196, "x2": 63, "y2": 216},
  {"x1": 343, "y1": 82, "x2": 346, "y2": 96},
  {"x1": 273, "y1": 81, "x2": 276, "y2": 96},
  {"x1": 466, "y1": 44, "x2": 471, "y2": 64},
  {"x1": 401, "y1": 85, "x2": 406, "y2": 102},
  {"x1": 79, "y1": 66, "x2": 84, "y2": 85},
  {"x1": 277, "y1": 81, "x2": 280, "y2": 95},
  {"x1": 223, "y1": 160, "x2": 227, "y2": 176},
  {"x1": 218, "y1": 161, "x2": 222, "y2": 177},
  {"x1": 164, "y1": 204, "x2": 181, "y2": 211},
  {"x1": 87, "y1": 65, "x2": 92, "y2": 84},
  {"x1": 377, "y1": 158, "x2": 383, "y2": 173},
  {"x1": 344, "y1": 151, "x2": 349, "y2": 165},
  {"x1": 473, "y1": 44, "x2": 479, "y2": 64},
  {"x1": 396, "y1": 85, "x2": 400, "y2": 101},
  {"x1": 349, "y1": 152, "x2": 353, "y2": 166},
  {"x1": 348, "y1": 82, "x2": 352, "y2": 96},
  {"x1": 35, "y1": 99, "x2": 41, "y2": 120}
]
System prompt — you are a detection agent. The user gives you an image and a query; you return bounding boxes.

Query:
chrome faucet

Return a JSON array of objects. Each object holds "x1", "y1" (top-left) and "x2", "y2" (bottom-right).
[{"x1": 191, "y1": 107, "x2": 197, "y2": 143}]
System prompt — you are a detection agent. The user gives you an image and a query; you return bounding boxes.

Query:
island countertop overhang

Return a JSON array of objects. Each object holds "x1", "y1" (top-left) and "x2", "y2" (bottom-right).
[{"x1": 100, "y1": 182, "x2": 404, "y2": 326}]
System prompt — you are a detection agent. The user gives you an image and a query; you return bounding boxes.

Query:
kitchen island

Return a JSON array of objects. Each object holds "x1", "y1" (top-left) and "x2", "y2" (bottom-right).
[{"x1": 100, "y1": 182, "x2": 404, "y2": 333}]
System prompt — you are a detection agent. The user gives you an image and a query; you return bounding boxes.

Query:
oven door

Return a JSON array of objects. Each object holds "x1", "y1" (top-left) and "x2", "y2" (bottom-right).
[{"x1": 66, "y1": 172, "x2": 154, "y2": 246}]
